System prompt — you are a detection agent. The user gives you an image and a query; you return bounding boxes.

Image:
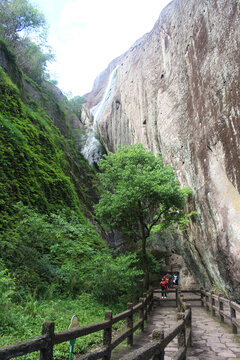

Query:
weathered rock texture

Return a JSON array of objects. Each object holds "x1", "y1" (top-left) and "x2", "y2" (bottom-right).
[{"x1": 85, "y1": 0, "x2": 240, "y2": 298}]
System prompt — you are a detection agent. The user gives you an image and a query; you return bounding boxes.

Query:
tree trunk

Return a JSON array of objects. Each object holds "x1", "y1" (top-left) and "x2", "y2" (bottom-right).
[{"x1": 142, "y1": 236, "x2": 149, "y2": 290}]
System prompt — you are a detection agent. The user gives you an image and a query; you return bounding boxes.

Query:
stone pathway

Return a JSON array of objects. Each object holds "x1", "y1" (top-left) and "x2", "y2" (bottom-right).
[
  {"x1": 111, "y1": 302, "x2": 178, "y2": 359},
  {"x1": 112, "y1": 295, "x2": 240, "y2": 360},
  {"x1": 187, "y1": 307, "x2": 240, "y2": 359},
  {"x1": 78, "y1": 291, "x2": 240, "y2": 359}
]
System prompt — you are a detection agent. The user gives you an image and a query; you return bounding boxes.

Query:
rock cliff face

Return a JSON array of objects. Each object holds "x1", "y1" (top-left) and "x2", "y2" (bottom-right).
[{"x1": 84, "y1": 0, "x2": 240, "y2": 297}]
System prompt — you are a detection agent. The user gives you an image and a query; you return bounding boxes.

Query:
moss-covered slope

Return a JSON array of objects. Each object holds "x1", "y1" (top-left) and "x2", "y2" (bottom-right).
[
  {"x1": 0, "y1": 38, "x2": 105, "y2": 296},
  {"x1": 0, "y1": 40, "x2": 99, "y2": 221}
]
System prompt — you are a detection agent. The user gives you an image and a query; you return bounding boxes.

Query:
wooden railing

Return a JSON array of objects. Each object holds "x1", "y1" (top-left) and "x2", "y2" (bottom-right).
[
  {"x1": 119, "y1": 290, "x2": 192, "y2": 360},
  {"x1": 3, "y1": 288, "x2": 238, "y2": 360},
  {"x1": 201, "y1": 290, "x2": 240, "y2": 335},
  {"x1": 153, "y1": 289, "x2": 201, "y2": 307},
  {"x1": 0, "y1": 291, "x2": 153, "y2": 360}
]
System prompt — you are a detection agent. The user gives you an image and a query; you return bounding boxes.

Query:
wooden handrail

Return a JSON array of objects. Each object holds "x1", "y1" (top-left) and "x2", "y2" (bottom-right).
[
  {"x1": 201, "y1": 290, "x2": 240, "y2": 335},
  {"x1": 0, "y1": 291, "x2": 154, "y2": 360},
  {"x1": 5, "y1": 288, "x2": 239, "y2": 360},
  {"x1": 119, "y1": 290, "x2": 192, "y2": 360},
  {"x1": 0, "y1": 335, "x2": 48, "y2": 360},
  {"x1": 112, "y1": 309, "x2": 131, "y2": 324},
  {"x1": 54, "y1": 320, "x2": 109, "y2": 344}
]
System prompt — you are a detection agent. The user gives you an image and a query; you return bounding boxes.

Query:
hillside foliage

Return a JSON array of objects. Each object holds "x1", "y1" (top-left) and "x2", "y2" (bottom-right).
[{"x1": 0, "y1": 1, "x2": 144, "y2": 354}]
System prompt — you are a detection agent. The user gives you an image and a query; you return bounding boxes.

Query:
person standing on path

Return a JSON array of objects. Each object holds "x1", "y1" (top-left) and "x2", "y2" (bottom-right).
[
  {"x1": 173, "y1": 273, "x2": 178, "y2": 286},
  {"x1": 160, "y1": 276, "x2": 167, "y2": 298}
]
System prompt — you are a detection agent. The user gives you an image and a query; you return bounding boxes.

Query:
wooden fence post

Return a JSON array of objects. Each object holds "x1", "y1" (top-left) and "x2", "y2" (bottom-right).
[
  {"x1": 218, "y1": 295, "x2": 224, "y2": 323},
  {"x1": 143, "y1": 293, "x2": 148, "y2": 321},
  {"x1": 148, "y1": 290, "x2": 153, "y2": 314},
  {"x1": 103, "y1": 310, "x2": 112, "y2": 360},
  {"x1": 177, "y1": 313, "x2": 186, "y2": 360},
  {"x1": 185, "y1": 304, "x2": 192, "y2": 347},
  {"x1": 140, "y1": 297, "x2": 145, "y2": 331},
  {"x1": 177, "y1": 288, "x2": 183, "y2": 311},
  {"x1": 146, "y1": 291, "x2": 150, "y2": 314},
  {"x1": 180, "y1": 294, "x2": 184, "y2": 312},
  {"x1": 152, "y1": 329, "x2": 164, "y2": 360},
  {"x1": 127, "y1": 303, "x2": 133, "y2": 346},
  {"x1": 230, "y1": 299, "x2": 237, "y2": 334},
  {"x1": 40, "y1": 321, "x2": 54, "y2": 360},
  {"x1": 211, "y1": 292, "x2": 215, "y2": 317},
  {"x1": 206, "y1": 293, "x2": 209, "y2": 311},
  {"x1": 149, "y1": 290, "x2": 153, "y2": 312},
  {"x1": 200, "y1": 288, "x2": 204, "y2": 307}
]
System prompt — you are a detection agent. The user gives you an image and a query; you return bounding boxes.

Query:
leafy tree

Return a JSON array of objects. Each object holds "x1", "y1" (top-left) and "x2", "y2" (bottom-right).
[
  {"x1": 16, "y1": 37, "x2": 54, "y2": 83},
  {"x1": 94, "y1": 144, "x2": 192, "y2": 289},
  {"x1": 0, "y1": 0, "x2": 47, "y2": 45},
  {"x1": 0, "y1": 0, "x2": 53, "y2": 83}
]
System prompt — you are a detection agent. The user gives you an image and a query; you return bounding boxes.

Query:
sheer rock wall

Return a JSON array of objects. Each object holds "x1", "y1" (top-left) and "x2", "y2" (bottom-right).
[{"x1": 85, "y1": 0, "x2": 240, "y2": 297}]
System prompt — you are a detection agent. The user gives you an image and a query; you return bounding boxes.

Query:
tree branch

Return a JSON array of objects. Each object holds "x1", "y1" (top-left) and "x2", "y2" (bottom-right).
[{"x1": 148, "y1": 211, "x2": 164, "y2": 233}]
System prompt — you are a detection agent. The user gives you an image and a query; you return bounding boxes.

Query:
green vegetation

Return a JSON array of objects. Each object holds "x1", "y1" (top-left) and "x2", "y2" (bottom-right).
[
  {"x1": 0, "y1": 0, "x2": 53, "y2": 84},
  {"x1": 0, "y1": 203, "x2": 142, "y2": 358},
  {"x1": 0, "y1": 290, "x2": 122, "y2": 358},
  {"x1": 0, "y1": 203, "x2": 142, "y2": 356},
  {"x1": 0, "y1": 3, "x2": 143, "y2": 355},
  {"x1": 0, "y1": 0, "x2": 46, "y2": 43},
  {"x1": 68, "y1": 95, "x2": 87, "y2": 121},
  {"x1": 0, "y1": 65, "x2": 90, "y2": 218},
  {"x1": 95, "y1": 144, "x2": 193, "y2": 289},
  {"x1": 1, "y1": 203, "x2": 103, "y2": 296}
]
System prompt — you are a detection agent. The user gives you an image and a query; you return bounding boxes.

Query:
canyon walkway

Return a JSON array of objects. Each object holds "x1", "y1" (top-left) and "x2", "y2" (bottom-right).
[
  {"x1": 111, "y1": 291, "x2": 240, "y2": 360},
  {"x1": 2, "y1": 289, "x2": 240, "y2": 360}
]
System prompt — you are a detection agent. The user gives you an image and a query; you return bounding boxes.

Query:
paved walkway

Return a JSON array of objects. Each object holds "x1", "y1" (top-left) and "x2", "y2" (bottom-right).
[
  {"x1": 111, "y1": 303, "x2": 178, "y2": 360},
  {"x1": 187, "y1": 307, "x2": 240, "y2": 359},
  {"x1": 78, "y1": 291, "x2": 240, "y2": 359},
  {"x1": 112, "y1": 292, "x2": 240, "y2": 360}
]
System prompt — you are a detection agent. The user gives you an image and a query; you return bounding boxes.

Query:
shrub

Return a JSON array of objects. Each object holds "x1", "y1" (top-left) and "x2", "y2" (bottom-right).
[
  {"x1": 0, "y1": 203, "x2": 105, "y2": 297},
  {"x1": 0, "y1": 260, "x2": 16, "y2": 330},
  {"x1": 84, "y1": 252, "x2": 143, "y2": 305}
]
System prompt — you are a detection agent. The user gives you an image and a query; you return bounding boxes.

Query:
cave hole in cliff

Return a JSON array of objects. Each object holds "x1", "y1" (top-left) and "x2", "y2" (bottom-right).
[
  {"x1": 150, "y1": 249, "x2": 196, "y2": 289},
  {"x1": 115, "y1": 99, "x2": 121, "y2": 110}
]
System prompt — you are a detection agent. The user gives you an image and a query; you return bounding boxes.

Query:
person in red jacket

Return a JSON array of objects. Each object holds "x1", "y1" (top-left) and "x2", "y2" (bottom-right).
[{"x1": 160, "y1": 276, "x2": 167, "y2": 298}]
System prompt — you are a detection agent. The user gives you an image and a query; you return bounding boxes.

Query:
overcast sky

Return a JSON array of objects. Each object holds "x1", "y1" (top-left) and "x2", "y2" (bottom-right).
[{"x1": 30, "y1": 0, "x2": 172, "y2": 97}]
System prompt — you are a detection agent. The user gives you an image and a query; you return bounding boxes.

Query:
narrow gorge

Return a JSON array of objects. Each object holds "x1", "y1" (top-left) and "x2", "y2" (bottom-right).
[{"x1": 81, "y1": 0, "x2": 240, "y2": 298}]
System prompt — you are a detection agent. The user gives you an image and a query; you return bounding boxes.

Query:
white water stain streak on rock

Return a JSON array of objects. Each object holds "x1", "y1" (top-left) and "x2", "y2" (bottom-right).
[
  {"x1": 81, "y1": 67, "x2": 119, "y2": 165},
  {"x1": 92, "y1": 66, "x2": 119, "y2": 126}
]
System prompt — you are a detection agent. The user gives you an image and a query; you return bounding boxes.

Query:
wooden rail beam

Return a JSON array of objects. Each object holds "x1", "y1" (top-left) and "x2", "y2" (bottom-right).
[
  {"x1": 0, "y1": 336, "x2": 48, "y2": 360},
  {"x1": 54, "y1": 320, "x2": 108, "y2": 344},
  {"x1": 0, "y1": 289, "x2": 195, "y2": 360}
]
